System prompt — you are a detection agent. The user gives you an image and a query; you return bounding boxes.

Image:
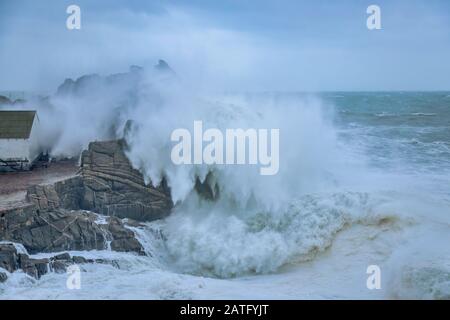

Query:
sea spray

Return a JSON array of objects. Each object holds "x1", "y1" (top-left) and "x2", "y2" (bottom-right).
[
  {"x1": 14, "y1": 66, "x2": 368, "y2": 277},
  {"x1": 159, "y1": 192, "x2": 373, "y2": 278}
]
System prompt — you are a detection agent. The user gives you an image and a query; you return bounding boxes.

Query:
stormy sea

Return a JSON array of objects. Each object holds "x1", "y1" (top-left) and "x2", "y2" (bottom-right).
[{"x1": 1, "y1": 73, "x2": 449, "y2": 299}]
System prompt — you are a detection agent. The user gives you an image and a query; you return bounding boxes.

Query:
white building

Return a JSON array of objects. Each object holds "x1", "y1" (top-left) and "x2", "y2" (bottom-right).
[{"x1": 0, "y1": 110, "x2": 41, "y2": 171}]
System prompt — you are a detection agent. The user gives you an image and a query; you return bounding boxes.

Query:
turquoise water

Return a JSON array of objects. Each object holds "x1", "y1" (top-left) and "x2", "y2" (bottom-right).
[{"x1": 324, "y1": 92, "x2": 450, "y2": 174}]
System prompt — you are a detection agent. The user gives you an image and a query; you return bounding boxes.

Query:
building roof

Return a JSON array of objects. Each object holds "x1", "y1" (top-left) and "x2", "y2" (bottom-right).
[{"x1": 0, "y1": 111, "x2": 37, "y2": 139}]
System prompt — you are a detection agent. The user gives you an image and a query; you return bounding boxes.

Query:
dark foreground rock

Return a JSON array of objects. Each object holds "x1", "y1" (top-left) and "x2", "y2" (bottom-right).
[
  {"x1": 0, "y1": 243, "x2": 123, "y2": 281},
  {"x1": 0, "y1": 139, "x2": 169, "y2": 282},
  {"x1": 19, "y1": 254, "x2": 50, "y2": 279},
  {"x1": 80, "y1": 140, "x2": 173, "y2": 221},
  {"x1": 1, "y1": 243, "x2": 49, "y2": 279},
  {"x1": 0, "y1": 203, "x2": 144, "y2": 255},
  {"x1": 27, "y1": 176, "x2": 84, "y2": 211},
  {"x1": 0, "y1": 243, "x2": 20, "y2": 272}
]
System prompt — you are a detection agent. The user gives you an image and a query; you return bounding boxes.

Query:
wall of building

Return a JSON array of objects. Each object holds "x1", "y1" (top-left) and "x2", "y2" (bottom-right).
[
  {"x1": 0, "y1": 113, "x2": 42, "y2": 170},
  {"x1": 0, "y1": 138, "x2": 30, "y2": 161},
  {"x1": 27, "y1": 118, "x2": 41, "y2": 162}
]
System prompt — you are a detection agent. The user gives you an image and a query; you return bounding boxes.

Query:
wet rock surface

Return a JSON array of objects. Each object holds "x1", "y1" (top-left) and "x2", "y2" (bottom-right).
[
  {"x1": 0, "y1": 205, "x2": 144, "y2": 255},
  {"x1": 27, "y1": 176, "x2": 84, "y2": 211},
  {"x1": 25, "y1": 140, "x2": 173, "y2": 222},
  {"x1": 0, "y1": 271, "x2": 7, "y2": 283},
  {"x1": 0, "y1": 243, "x2": 124, "y2": 281},
  {"x1": 19, "y1": 254, "x2": 50, "y2": 279},
  {"x1": 1, "y1": 205, "x2": 107, "y2": 254},
  {"x1": 80, "y1": 140, "x2": 173, "y2": 221},
  {"x1": 0, "y1": 139, "x2": 169, "y2": 281}
]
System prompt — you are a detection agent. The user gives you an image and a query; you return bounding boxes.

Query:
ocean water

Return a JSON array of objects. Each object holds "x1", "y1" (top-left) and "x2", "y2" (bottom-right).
[{"x1": 1, "y1": 92, "x2": 450, "y2": 300}]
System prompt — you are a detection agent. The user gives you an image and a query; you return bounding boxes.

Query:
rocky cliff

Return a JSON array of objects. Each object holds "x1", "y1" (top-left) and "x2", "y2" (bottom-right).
[
  {"x1": 0, "y1": 139, "x2": 173, "y2": 281},
  {"x1": 0, "y1": 203, "x2": 143, "y2": 255},
  {"x1": 80, "y1": 140, "x2": 173, "y2": 221},
  {"x1": 26, "y1": 140, "x2": 172, "y2": 221},
  {"x1": 0, "y1": 243, "x2": 124, "y2": 281}
]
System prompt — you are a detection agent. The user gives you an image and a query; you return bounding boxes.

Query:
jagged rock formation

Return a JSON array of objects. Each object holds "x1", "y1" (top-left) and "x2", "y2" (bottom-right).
[
  {"x1": 80, "y1": 140, "x2": 172, "y2": 221},
  {"x1": 0, "y1": 139, "x2": 172, "y2": 282},
  {"x1": 1, "y1": 139, "x2": 171, "y2": 252},
  {"x1": 0, "y1": 243, "x2": 121, "y2": 280},
  {"x1": 0, "y1": 203, "x2": 144, "y2": 255},
  {"x1": 0, "y1": 271, "x2": 7, "y2": 283},
  {"x1": 0, "y1": 243, "x2": 19, "y2": 273},
  {"x1": 27, "y1": 176, "x2": 84, "y2": 211},
  {"x1": 25, "y1": 140, "x2": 172, "y2": 221}
]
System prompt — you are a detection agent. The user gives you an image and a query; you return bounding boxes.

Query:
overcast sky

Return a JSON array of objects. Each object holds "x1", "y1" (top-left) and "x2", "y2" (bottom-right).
[{"x1": 0, "y1": 0, "x2": 449, "y2": 92}]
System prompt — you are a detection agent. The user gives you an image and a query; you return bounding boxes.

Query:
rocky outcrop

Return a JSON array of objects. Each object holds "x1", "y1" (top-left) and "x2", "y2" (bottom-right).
[
  {"x1": 0, "y1": 139, "x2": 169, "y2": 255},
  {"x1": 0, "y1": 203, "x2": 144, "y2": 255},
  {"x1": 0, "y1": 243, "x2": 123, "y2": 281},
  {"x1": 25, "y1": 140, "x2": 172, "y2": 222},
  {"x1": 106, "y1": 217, "x2": 143, "y2": 253},
  {"x1": 0, "y1": 139, "x2": 170, "y2": 282},
  {"x1": 1, "y1": 204, "x2": 105, "y2": 253},
  {"x1": 80, "y1": 140, "x2": 172, "y2": 221},
  {"x1": 0, "y1": 243, "x2": 20, "y2": 273},
  {"x1": 19, "y1": 254, "x2": 50, "y2": 279},
  {"x1": 27, "y1": 176, "x2": 84, "y2": 211},
  {"x1": 1, "y1": 243, "x2": 54, "y2": 279}
]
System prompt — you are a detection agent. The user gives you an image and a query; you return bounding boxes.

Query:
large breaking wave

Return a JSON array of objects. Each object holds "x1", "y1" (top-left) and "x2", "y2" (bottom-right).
[{"x1": 2, "y1": 65, "x2": 449, "y2": 298}]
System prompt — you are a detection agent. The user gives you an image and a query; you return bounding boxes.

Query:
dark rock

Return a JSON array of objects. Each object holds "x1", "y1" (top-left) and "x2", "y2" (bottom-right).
[
  {"x1": 26, "y1": 184, "x2": 60, "y2": 211},
  {"x1": 27, "y1": 176, "x2": 84, "y2": 211},
  {"x1": 54, "y1": 177, "x2": 85, "y2": 209},
  {"x1": 108, "y1": 217, "x2": 144, "y2": 254},
  {"x1": 80, "y1": 140, "x2": 172, "y2": 221},
  {"x1": 92, "y1": 259, "x2": 120, "y2": 269},
  {"x1": 56, "y1": 78, "x2": 76, "y2": 96},
  {"x1": 0, "y1": 205, "x2": 109, "y2": 254},
  {"x1": 0, "y1": 244, "x2": 114, "y2": 279},
  {"x1": 0, "y1": 244, "x2": 20, "y2": 273},
  {"x1": 0, "y1": 204, "x2": 144, "y2": 255},
  {"x1": 0, "y1": 243, "x2": 53, "y2": 279},
  {"x1": 0, "y1": 271, "x2": 7, "y2": 283},
  {"x1": 110, "y1": 238, "x2": 143, "y2": 254},
  {"x1": 49, "y1": 260, "x2": 67, "y2": 273},
  {"x1": 53, "y1": 252, "x2": 71, "y2": 261},
  {"x1": 72, "y1": 256, "x2": 87, "y2": 264},
  {"x1": 195, "y1": 172, "x2": 220, "y2": 201},
  {"x1": 155, "y1": 59, "x2": 175, "y2": 75},
  {"x1": 25, "y1": 140, "x2": 172, "y2": 222},
  {"x1": 19, "y1": 254, "x2": 49, "y2": 279},
  {"x1": 123, "y1": 218, "x2": 143, "y2": 228},
  {"x1": 1, "y1": 137, "x2": 170, "y2": 274}
]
